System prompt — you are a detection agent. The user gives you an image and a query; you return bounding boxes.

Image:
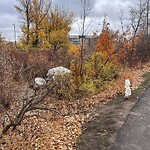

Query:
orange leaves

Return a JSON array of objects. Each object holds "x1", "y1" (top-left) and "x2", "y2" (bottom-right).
[
  {"x1": 95, "y1": 22, "x2": 119, "y2": 66},
  {"x1": 94, "y1": 20, "x2": 141, "y2": 67},
  {"x1": 96, "y1": 27, "x2": 115, "y2": 56}
]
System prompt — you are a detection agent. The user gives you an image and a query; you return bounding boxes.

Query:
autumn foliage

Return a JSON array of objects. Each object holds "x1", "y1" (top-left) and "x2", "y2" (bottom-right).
[
  {"x1": 16, "y1": 0, "x2": 73, "y2": 50},
  {"x1": 0, "y1": 0, "x2": 150, "y2": 149}
]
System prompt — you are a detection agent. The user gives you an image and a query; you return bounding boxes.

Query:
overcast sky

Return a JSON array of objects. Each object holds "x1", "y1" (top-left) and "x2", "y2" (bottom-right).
[{"x1": 0, "y1": 0, "x2": 136, "y2": 41}]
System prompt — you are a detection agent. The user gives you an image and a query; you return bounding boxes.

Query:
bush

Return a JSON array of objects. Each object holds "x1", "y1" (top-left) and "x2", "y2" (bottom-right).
[
  {"x1": 0, "y1": 49, "x2": 19, "y2": 111},
  {"x1": 100, "y1": 63, "x2": 120, "y2": 81},
  {"x1": 79, "y1": 78, "x2": 96, "y2": 97},
  {"x1": 50, "y1": 75, "x2": 76, "y2": 100}
]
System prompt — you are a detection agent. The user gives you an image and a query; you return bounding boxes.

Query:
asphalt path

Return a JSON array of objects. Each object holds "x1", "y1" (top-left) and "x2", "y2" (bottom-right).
[{"x1": 110, "y1": 86, "x2": 150, "y2": 150}]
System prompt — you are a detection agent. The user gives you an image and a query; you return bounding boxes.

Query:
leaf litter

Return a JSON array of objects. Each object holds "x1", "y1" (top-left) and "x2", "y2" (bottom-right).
[{"x1": 0, "y1": 62, "x2": 150, "y2": 150}]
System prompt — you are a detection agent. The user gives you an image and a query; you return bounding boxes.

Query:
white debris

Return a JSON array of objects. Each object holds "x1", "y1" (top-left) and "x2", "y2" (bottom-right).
[
  {"x1": 35, "y1": 77, "x2": 46, "y2": 87},
  {"x1": 125, "y1": 79, "x2": 131, "y2": 98},
  {"x1": 46, "y1": 66, "x2": 71, "y2": 79}
]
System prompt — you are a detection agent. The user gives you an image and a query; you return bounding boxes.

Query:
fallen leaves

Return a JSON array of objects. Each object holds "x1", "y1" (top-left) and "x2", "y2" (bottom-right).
[{"x1": 0, "y1": 62, "x2": 150, "y2": 150}]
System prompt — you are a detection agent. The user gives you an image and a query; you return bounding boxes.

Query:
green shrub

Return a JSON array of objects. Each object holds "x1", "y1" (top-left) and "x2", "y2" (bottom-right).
[
  {"x1": 100, "y1": 63, "x2": 120, "y2": 81},
  {"x1": 79, "y1": 79, "x2": 96, "y2": 96}
]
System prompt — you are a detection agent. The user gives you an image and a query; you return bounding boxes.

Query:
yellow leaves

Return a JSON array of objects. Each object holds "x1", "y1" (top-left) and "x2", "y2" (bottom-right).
[
  {"x1": 68, "y1": 44, "x2": 78, "y2": 55},
  {"x1": 50, "y1": 30, "x2": 67, "y2": 42},
  {"x1": 49, "y1": 29, "x2": 69, "y2": 51},
  {"x1": 50, "y1": 8, "x2": 73, "y2": 32},
  {"x1": 17, "y1": 0, "x2": 73, "y2": 49},
  {"x1": 68, "y1": 44, "x2": 80, "y2": 59},
  {"x1": 42, "y1": 40, "x2": 49, "y2": 49},
  {"x1": 38, "y1": 30, "x2": 45, "y2": 39}
]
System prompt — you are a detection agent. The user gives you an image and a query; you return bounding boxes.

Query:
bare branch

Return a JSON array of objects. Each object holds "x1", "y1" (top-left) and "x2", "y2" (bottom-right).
[{"x1": 27, "y1": 107, "x2": 62, "y2": 115}]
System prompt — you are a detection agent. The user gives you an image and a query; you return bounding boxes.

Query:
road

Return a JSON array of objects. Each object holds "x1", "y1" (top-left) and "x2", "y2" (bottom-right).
[{"x1": 110, "y1": 86, "x2": 150, "y2": 150}]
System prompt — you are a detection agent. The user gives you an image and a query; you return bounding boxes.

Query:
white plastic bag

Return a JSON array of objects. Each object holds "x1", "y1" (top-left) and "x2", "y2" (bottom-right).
[
  {"x1": 125, "y1": 79, "x2": 131, "y2": 98},
  {"x1": 35, "y1": 77, "x2": 46, "y2": 87},
  {"x1": 46, "y1": 66, "x2": 71, "y2": 80}
]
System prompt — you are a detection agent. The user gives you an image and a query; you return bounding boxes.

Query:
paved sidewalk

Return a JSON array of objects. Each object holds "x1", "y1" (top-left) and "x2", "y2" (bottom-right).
[{"x1": 110, "y1": 86, "x2": 150, "y2": 150}]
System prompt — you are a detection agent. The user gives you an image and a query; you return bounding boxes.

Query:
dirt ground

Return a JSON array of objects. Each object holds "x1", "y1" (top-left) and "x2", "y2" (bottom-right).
[{"x1": 76, "y1": 73, "x2": 150, "y2": 150}]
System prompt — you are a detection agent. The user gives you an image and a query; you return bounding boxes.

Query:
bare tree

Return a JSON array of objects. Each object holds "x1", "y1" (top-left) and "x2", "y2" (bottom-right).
[
  {"x1": 79, "y1": 0, "x2": 93, "y2": 77},
  {"x1": 129, "y1": 0, "x2": 150, "y2": 63},
  {"x1": 130, "y1": 0, "x2": 146, "y2": 37},
  {"x1": 15, "y1": 0, "x2": 33, "y2": 45},
  {"x1": 128, "y1": 0, "x2": 147, "y2": 66}
]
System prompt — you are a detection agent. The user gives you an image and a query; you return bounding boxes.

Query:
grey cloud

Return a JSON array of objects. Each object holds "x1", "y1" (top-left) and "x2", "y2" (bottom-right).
[
  {"x1": 55, "y1": 0, "x2": 135, "y2": 34},
  {"x1": 0, "y1": 0, "x2": 138, "y2": 40},
  {"x1": 94, "y1": 0, "x2": 131, "y2": 22},
  {"x1": 0, "y1": 0, "x2": 16, "y2": 15},
  {"x1": 54, "y1": 0, "x2": 96, "y2": 17},
  {"x1": 0, "y1": 14, "x2": 19, "y2": 28},
  {"x1": 0, "y1": 0, "x2": 19, "y2": 40}
]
